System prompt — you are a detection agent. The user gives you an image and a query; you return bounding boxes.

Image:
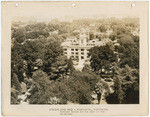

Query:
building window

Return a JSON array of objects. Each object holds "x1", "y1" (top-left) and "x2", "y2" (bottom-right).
[
  {"x1": 64, "y1": 52, "x2": 67, "y2": 55},
  {"x1": 81, "y1": 56, "x2": 84, "y2": 59},
  {"x1": 71, "y1": 49, "x2": 74, "y2": 51},
  {"x1": 75, "y1": 49, "x2": 78, "y2": 51},
  {"x1": 87, "y1": 53, "x2": 90, "y2": 58},
  {"x1": 81, "y1": 49, "x2": 84, "y2": 51},
  {"x1": 71, "y1": 52, "x2": 74, "y2": 54},
  {"x1": 76, "y1": 52, "x2": 78, "y2": 55},
  {"x1": 81, "y1": 52, "x2": 84, "y2": 55},
  {"x1": 64, "y1": 49, "x2": 67, "y2": 51}
]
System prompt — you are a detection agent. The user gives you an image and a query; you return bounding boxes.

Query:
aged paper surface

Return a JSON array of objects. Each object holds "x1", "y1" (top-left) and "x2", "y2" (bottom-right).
[{"x1": 1, "y1": 1, "x2": 149, "y2": 116}]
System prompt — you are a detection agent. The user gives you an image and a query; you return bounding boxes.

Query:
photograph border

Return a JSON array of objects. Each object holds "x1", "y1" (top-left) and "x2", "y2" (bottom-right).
[{"x1": 1, "y1": 1, "x2": 149, "y2": 116}]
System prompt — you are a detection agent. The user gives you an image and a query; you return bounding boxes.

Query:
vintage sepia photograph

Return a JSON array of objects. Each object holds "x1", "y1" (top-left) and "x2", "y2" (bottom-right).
[
  {"x1": 1, "y1": 1, "x2": 148, "y2": 116},
  {"x1": 11, "y1": 12, "x2": 139, "y2": 105}
]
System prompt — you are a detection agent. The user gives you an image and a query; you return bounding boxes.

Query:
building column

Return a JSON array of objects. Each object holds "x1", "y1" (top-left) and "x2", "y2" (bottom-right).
[
  {"x1": 67, "y1": 48, "x2": 71, "y2": 59},
  {"x1": 84, "y1": 49, "x2": 87, "y2": 60},
  {"x1": 78, "y1": 49, "x2": 81, "y2": 64}
]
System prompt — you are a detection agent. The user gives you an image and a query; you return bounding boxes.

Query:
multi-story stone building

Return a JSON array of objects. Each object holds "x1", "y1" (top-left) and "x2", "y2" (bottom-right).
[{"x1": 61, "y1": 29, "x2": 105, "y2": 65}]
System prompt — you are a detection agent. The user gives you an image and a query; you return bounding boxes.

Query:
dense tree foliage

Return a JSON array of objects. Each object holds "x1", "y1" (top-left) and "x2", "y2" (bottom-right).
[
  {"x1": 99, "y1": 25, "x2": 107, "y2": 32},
  {"x1": 11, "y1": 17, "x2": 139, "y2": 104},
  {"x1": 88, "y1": 18, "x2": 139, "y2": 104},
  {"x1": 105, "y1": 65, "x2": 139, "y2": 104},
  {"x1": 28, "y1": 70, "x2": 107, "y2": 104},
  {"x1": 11, "y1": 37, "x2": 63, "y2": 82},
  {"x1": 89, "y1": 44, "x2": 117, "y2": 72},
  {"x1": 11, "y1": 74, "x2": 21, "y2": 104},
  {"x1": 117, "y1": 35, "x2": 139, "y2": 69},
  {"x1": 11, "y1": 73, "x2": 21, "y2": 91}
]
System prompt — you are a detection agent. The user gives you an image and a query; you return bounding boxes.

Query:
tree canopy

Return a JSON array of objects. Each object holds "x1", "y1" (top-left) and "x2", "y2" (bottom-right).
[{"x1": 89, "y1": 44, "x2": 117, "y2": 72}]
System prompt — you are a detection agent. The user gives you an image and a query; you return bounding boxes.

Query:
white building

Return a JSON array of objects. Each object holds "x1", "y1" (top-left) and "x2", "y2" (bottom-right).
[{"x1": 61, "y1": 29, "x2": 105, "y2": 65}]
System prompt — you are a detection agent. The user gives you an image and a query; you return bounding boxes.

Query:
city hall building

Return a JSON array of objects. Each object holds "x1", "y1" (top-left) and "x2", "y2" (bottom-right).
[{"x1": 61, "y1": 29, "x2": 105, "y2": 65}]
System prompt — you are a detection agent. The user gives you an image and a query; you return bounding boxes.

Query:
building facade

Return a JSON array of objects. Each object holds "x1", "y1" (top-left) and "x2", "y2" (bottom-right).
[{"x1": 61, "y1": 29, "x2": 105, "y2": 65}]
